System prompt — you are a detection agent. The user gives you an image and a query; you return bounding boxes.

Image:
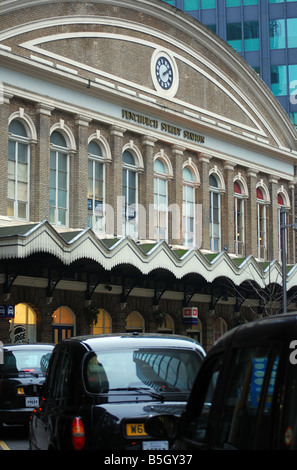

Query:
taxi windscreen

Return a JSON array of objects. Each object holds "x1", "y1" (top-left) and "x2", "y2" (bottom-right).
[{"x1": 84, "y1": 348, "x2": 202, "y2": 394}]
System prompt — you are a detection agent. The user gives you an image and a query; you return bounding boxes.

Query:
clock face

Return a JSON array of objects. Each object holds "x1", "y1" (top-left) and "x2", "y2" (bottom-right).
[{"x1": 155, "y1": 56, "x2": 173, "y2": 90}]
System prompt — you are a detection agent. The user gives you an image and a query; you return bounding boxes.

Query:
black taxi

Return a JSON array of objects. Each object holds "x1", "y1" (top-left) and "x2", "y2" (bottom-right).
[
  {"x1": 0, "y1": 343, "x2": 53, "y2": 432},
  {"x1": 28, "y1": 333, "x2": 205, "y2": 450},
  {"x1": 147, "y1": 312, "x2": 297, "y2": 450}
]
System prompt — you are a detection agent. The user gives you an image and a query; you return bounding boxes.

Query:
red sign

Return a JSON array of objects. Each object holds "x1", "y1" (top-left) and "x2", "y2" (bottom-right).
[{"x1": 183, "y1": 307, "x2": 198, "y2": 325}]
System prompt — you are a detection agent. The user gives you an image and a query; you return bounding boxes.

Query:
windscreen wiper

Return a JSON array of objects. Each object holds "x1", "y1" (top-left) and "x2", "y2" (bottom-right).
[{"x1": 109, "y1": 387, "x2": 164, "y2": 402}]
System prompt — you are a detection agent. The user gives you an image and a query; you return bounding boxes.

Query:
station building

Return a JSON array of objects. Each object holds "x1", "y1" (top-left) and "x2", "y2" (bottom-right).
[{"x1": 0, "y1": 0, "x2": 297, "y2": 350}]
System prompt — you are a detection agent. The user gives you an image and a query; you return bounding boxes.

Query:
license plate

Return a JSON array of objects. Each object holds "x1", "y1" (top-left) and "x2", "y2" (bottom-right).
[
  {"x1": 126, "y1": 423, "x2": 147, "y2": 437},
  {"x1": 25, "y1": 397, "x2": 39, "y2": 407},
  {"x1": 142, "y1": 440, "x2": 169, "y2": 450}
]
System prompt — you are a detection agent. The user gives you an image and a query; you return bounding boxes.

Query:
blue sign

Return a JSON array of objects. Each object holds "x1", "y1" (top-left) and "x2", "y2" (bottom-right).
[
  {"x1": 0, "y1": 305, "x2": 15, "y2": 318},
  {"x1": 251, "y1": 357, "x2": 278, "y2": 408}
]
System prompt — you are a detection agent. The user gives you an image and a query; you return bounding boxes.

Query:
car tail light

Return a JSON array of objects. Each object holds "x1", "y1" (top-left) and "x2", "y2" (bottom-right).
[{"x1": 71, "y1": 417, "x2": 85, "y2": 450}]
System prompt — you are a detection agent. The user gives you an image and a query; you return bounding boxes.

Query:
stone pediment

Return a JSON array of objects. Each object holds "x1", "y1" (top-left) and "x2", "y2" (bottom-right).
[
  {"x1": 0, "y1": 1, "x2": 296, "y2": 149},
  {"x1": 20, "y1": 29, "x2": 259, "y2": 133}
]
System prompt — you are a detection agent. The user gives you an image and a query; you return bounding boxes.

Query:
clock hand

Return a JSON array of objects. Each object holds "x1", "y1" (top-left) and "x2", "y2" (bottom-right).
[{"x1": 162, "y1": 68, "x2": 170, "y2": 77}]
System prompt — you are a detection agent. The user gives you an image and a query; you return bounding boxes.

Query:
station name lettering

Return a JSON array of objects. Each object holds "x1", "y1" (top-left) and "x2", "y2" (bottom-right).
[
  {"x1": 122, "y1": 109, "x2": 205, "y2": 144},
  {"x1": 122, "y1": 110, "x2": 158, "y2": 128}
]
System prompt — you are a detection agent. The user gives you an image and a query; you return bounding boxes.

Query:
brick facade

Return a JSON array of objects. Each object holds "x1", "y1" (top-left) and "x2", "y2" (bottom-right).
[{"x1": 0, "y1": 0, "x2": 296, "y2": 351}]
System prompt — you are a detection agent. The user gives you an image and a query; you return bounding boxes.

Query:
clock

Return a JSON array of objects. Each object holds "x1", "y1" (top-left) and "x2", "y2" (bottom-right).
[
  {"x1": 155, "y1": 56, "x2": 173, "y2": 90},
  {"x1": 151, "y1": 50, "x2": 178, "y2": 96}
]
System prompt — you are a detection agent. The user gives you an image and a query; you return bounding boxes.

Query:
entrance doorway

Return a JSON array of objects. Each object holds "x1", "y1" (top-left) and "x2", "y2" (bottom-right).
[{"x1": 52, "y1": 306, "x2": 75, "y2": 343}]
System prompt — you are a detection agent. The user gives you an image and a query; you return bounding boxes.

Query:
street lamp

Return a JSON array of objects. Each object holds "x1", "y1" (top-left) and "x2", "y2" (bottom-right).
[{"x1": 280, "y1": 206, "x2": 297, "y2": 313}]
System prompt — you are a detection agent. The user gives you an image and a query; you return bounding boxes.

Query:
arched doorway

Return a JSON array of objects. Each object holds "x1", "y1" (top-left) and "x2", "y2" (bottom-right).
[
  {"x1": 52, "y1": 306, "x2": 75, "y2": 343},
  {"x1": 91, "y1": 309, "x2": 112, "y2": 334},
  {"x1": 9, "y1": 303, "x2": 37, "y2": 343}
]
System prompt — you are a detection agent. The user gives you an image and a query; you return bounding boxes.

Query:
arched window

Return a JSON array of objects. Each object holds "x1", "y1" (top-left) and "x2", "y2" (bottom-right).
[
  {"x1": 183, "y1": 166, "x2": 195, "y2": 247},
  {"x1": 49, "y1": 131, "x2": 69, "y2": 227},
  {"x1": 88, "y1": 140, "x2": 105, "y2": 232},
  {"x1": 125, "y1": 311, "x2": 144, "y2": 332},
  {"x1": 154, "y1": 158, "x2": 168, "y2": 241},
  {"x1": 9, "y1": 303, "x2": 36, "y2": 344},
  {"x1": 256, "y1": 187, "x2": 267, "y2": 259},
  {"x1": 91, "y1": 309, "x2": 112, "y2": 335},
  {"x1": 122, "y1": 150, "x2": 138, "y2": 238},
  {"x1": 234, "y1": 181, "x2": 245, "y2": 255},
  {"x1": 209, "y1": 174, "x2": 221, "y2": 252},
  {"x1": 8, "y1": 119, "x2": 30, "y2": 220},
  {"x1": 157, "y1": 313, "x2": 174, "y2": 334}
]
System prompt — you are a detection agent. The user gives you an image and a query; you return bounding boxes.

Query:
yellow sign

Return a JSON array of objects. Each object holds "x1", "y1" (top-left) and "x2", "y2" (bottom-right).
[{"x1": 126, "y1": 423, "x2": 148, "y2": 437}]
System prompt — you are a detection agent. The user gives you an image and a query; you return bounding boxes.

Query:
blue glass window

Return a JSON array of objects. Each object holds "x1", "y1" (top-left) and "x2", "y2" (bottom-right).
[
  {"x1": 244, "y1": 21, "x2": 259, "y2": 51},
  {"x1": 287, "y1": 19, "x2": 297, "y2": 48},
  {"x1": 268, "y1": 0, "x2": 283, "y2": 3},
  {"x1": 227, "y1": 23, "x2": 242, "y2": 52},
  {"x1": 227, "y1": 0, "x2": 258, "y2": 5},
  {"x1": 289, "y1": 64, "x2": 297, "y2": 104},
  {"x1": 270, "y1": 19, "x2": 286, "y2": 49},
  {"x1": 184, "y1": 0, "x2": 198, "y2": 10},
  {"x1": 226, "y1": 0, "x2": 240, "y2": 5},
  {"x1": 201, "y1": 0, "x2": 215, "y2": 8},
  {"x1": 271, "y1": 65, "x2": 287, "y2": 96}
]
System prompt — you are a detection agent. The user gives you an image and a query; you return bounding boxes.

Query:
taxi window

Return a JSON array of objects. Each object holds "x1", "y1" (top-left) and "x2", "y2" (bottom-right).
[
  {"x1": 184, "y1": 354, "x2": 223, "y2": 446},
  {"x1": 83, "y1": 348, "x2": 202, "y2": 394},
  {"x1": 214, "y1": 345, "x2": 280, "y2": 449}
]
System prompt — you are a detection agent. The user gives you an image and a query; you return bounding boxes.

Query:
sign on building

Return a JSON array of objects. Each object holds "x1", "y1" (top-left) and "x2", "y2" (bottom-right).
[
  {"x1": 0, "y1": 305, "x2": 15, "y2": 318},
  {"x1": 183, "y1": 307, "x2": 198, "y2": 325}
]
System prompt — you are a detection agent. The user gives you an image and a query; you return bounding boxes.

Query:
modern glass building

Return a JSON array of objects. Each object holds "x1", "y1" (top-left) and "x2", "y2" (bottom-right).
[{"x1": 161, "y1": 0, "x2": 297, "y2": 127}]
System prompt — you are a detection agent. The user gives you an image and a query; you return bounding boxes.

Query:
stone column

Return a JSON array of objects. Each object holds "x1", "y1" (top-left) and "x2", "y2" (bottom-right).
[
  {"x1": 223, "y1": 161, "x2": 235, "y2": 253},
  {"x1": 109, "y1": 125, "x2": 126, "y2": 237},
  {"x1": 170, "y1": 145, "x2": 185, "y2": 245},
  {"x1": 246, "y1": 169, "x2": 258, "y2": 257},
  {"x1": 71, "y1": 114, "x2": 91, "y2": 229},
  {"x1": 198, "y1": 153, "x2": 211, "y2": 251},
  {"x1": 35, "y1": 103, "x2": 54, "y2": 221},
  {"x1": 0, "y1": 93, "x2": 12, "y2": 216},
  {"x1": 141, "y1": 135, "x2": 157, "y2": 240},
  {"x1": 29, "y1": 138, "x2": 38, "y2": 221}
]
